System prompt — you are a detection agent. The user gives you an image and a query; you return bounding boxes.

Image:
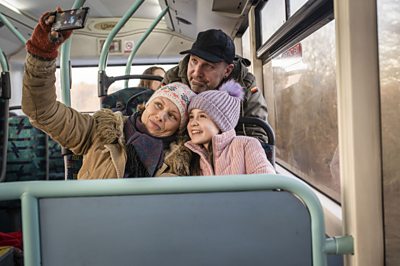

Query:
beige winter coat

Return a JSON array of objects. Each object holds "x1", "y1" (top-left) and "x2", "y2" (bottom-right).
[{"x1": 22, "y1": 54, "x2": 190, "y2": 179}]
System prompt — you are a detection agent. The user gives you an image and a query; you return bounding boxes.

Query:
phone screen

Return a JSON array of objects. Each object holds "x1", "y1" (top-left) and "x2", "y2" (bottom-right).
[{"x1": 51, "y1": 7, "x2": 89, "y2": 32}]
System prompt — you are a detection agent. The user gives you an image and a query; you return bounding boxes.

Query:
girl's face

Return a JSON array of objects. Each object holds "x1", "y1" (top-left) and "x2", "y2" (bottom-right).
[
  {"x1": 187, "y1": 109, "x2": 220, "y2": 150},
  {"x1": 141, "y1": 97, "x2": 181, "y2": 137}
]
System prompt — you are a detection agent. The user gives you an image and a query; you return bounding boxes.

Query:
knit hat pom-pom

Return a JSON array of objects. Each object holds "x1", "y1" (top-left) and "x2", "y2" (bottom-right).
[{"x1": 219, "y1": 79, "x2": 244, "y2": 100}]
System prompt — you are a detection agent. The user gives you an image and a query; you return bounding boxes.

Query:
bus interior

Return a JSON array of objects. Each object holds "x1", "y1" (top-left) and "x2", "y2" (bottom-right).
[{"x1": 0, "y1": 0, "x2": 398, "y2": 265}]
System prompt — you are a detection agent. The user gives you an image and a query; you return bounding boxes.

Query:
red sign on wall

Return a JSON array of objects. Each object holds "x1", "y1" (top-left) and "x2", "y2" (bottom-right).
[{"x1": 281, "y1": 43, "x2": 302, "y2": 58}]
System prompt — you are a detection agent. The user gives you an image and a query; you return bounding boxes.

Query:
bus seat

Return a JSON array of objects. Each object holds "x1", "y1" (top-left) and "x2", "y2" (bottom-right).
[
  {"x1": 101, "y1": 87, "x2": 153, "y2": 115},
  {"x1": 62, "y1": 148, "x2": 83, "y2": 180},
  {"x1": 47, "y1": 137, "x2": 65, "y2": 180},
  {"x1": 6, "y1": 115, "x2": 65, "y2": 181},
  {"x1": 0, "y1": 246, "x2": 16, "y2": 266},
  {"x1": 6, "y1": 115, "x2": 47, "y2": 181},
  {"x1": 235, "y1": 116, "x2": 275, "y2": 167},
  {"x1": 0, "y1": 175, "x2": 351, "y2": 265}
]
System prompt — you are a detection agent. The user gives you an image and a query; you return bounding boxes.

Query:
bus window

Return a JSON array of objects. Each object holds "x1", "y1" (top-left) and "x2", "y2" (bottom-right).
[
  {"x1": 259, "y1": 0, "x2": 286, "y2": 44},
  {"x1": 377, "y1": 0, "x2": 400, "y2": 264},
  {"x1": 55, "y1": 65, "x2": 174, "y2": 113},
  {"x1": 264, "y1": 21, "x2": 339, "y2": 201},
  {"x1": 289, "y1": 0, "x2": 309, "y2": 16},
  {"x1": 241, "y1": 28, "x2": 252, "y2": 70}
]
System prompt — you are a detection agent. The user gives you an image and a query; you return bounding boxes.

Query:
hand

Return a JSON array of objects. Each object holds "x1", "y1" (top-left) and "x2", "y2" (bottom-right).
[{"x1": 26, "y1": 8, "x2": 72, "y2": 60}]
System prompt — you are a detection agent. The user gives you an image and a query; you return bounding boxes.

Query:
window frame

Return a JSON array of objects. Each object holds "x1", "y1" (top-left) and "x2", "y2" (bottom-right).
[{"x1": 255, "y1": 0, "x2": 333, "y2": 62}]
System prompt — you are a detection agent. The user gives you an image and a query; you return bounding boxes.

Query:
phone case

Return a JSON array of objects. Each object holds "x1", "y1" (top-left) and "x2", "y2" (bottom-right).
[{"x1": 51, "y1": 7, "x2": 89, "y2": 32}]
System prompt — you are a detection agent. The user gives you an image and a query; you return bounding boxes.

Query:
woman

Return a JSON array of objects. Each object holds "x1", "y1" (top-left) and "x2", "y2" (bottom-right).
[
  {"x1": 138, "y1": 66, "x2": 166, "y2": 91},
  {"x1": 22, "y1": 11, "x2": 194, "y2": 179}
]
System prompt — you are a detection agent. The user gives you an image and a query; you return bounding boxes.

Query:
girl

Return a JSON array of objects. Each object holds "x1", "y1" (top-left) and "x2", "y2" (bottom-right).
[
  {"x1": 22, "y1": 11, "x2": 194, "y2": 179},
  {"x1": 185, "y1": 80, "x2": 275, "y2": 175}
]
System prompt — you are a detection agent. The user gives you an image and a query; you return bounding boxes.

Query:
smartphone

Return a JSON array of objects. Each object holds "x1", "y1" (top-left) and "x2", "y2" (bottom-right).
[{"x1": 51, "y1": 7, "x2": 89, "y2": 32}]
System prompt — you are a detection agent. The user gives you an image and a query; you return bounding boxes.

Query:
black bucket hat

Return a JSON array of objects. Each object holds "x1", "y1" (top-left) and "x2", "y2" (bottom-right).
[{"x1": 180, "y1": 29, "x2": 235, "y2": 64}]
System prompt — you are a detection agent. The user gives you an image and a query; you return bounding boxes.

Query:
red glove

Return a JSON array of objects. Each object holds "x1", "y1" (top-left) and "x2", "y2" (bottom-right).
[{"x1": 26, "y1": 11, "x2": 72, "y2": 60}]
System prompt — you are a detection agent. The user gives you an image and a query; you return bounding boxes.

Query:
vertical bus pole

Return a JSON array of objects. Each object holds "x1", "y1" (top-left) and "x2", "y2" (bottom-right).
[
  {"x1": 0, "y1": 48, "x2": 10, "y2": 182},
  {"x1": 59, "y1": 0, "x2": 86, "y2": 180},
  {"x1": 123, "y1": 7, "x2": 169, "y2": 88},
  {"x1": 334, "y1": 0, "x2": 383, "y2": 265},
  {"x1": 97, "y1": 0, "x2": 145, "y2": 100},
  {"x1": 59, "y1": 0, "x2": 86, "y2": 106}
]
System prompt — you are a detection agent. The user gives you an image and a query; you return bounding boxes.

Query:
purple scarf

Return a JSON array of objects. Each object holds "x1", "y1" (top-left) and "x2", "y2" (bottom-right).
[{"x1": 124, "y1": 113, "x2": 176, "y2": 177}]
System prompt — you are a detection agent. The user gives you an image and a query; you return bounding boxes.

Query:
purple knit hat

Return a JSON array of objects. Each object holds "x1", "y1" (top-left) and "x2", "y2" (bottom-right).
[{"x1": 188, "y1": 80, "x2": 244, "y2": 132}]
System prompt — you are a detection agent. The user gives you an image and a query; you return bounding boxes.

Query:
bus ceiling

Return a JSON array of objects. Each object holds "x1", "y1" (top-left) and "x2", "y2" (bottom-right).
[
  {"x1": 160, "y1": 0, "x2": 255, "y2": 39},
  {"x1": 0, "y1": 0, "x2": 254, "y2": 64}
]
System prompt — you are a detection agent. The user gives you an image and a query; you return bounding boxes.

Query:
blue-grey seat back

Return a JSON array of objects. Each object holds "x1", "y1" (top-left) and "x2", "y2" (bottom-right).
[
  {"x1": 39, "y1": 191, "x2": 311, "y2": 266},
  {"x1": 6, "y1": 115, "x2": 47, "y2": 181},
  {"x1": 6, "y1": 115, "x2": 65, "y2": 181}
]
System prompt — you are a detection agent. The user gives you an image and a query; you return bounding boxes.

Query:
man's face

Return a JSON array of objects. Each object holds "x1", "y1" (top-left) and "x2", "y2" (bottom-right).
[{"x1": 187, "y1": 55, "x2": 234, "y2": 93}]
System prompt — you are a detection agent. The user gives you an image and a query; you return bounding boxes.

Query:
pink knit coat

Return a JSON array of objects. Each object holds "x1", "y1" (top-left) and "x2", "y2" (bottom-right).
[{"x1": 185, "y1": 129, "x2": 275, "y2": 175}]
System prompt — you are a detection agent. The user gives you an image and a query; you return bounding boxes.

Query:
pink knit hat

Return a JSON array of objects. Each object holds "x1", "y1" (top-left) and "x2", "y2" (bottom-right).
[
  {"x1": 146, "y1": 82, "x2": 196, "y2": 131},
  {"x1": 188, "y1": 80, "x2": 244, "y2": 132}
]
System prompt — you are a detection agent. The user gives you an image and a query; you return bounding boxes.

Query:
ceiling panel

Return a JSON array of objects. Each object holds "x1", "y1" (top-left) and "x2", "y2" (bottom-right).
[{"x1": 7, "y1": 0, "x2": 162, "y2": 20}]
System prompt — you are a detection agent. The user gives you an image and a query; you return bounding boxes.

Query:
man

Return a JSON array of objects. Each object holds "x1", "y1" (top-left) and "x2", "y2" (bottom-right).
[{"x1": 162, "y1": 29, "x2": 269, "y2": 141}]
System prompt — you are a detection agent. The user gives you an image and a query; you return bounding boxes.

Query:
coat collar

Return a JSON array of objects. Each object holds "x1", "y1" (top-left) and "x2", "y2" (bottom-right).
[
  {"x1": 211, "y1": 129, "x2": 237, "y2": 156},
  {"x1": 185, "y1": 129, "x2": 236, "y2": 158}
]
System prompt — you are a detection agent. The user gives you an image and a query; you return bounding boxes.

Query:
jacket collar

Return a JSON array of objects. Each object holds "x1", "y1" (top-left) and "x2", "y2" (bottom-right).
[
  {"x1": 211, "y1": 129, "x2": 236, "y2": 156},
  {"x1": 185, "y1": 129, "x2": 236, "y2": 158},
  {"x1": 178, "y1": 55, "x2": 190, "y2": 84}
]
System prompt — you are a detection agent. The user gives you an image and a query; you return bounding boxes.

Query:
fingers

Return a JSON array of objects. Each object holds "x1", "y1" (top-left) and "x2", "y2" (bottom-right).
[
  {"x1": 49, "y1": 31, "x2": 60, "y2": 42},
  {"x1": 45, "y1": 14, "x2": 55, "y2": 25},
  {"x1": 44, "y1": 7, "x2": 63, "y2": 26}
]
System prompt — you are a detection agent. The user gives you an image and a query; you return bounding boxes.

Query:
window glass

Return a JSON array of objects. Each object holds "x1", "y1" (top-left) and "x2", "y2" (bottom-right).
[
  {"x1": 264, "y1": 21, "x2": 339, "y2": 201},
  {"x1": 242, "y1": 27, "x2": 252, "y2": 66},
  {"x1": 260, "y1": 0, "x2": 286, "y2": 43},
  {"x1": 289, "y1": 0, "x2": 308, "y2": 16},
  {"x1": 55, "y1": 65, "x2": 174, "y2": 112},
  {"x1": 377, "y1": 0, "x2": 400, "y2": 264}
]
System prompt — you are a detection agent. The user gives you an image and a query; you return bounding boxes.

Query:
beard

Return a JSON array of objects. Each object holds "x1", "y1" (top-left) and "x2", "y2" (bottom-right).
[{"x1": 189, "y1": 83, "x2": 208, "y2": 93}]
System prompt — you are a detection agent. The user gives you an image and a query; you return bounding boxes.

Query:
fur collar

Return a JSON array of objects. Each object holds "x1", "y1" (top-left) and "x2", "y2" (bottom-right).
[
  {"x1": 163, "y1": 135, "x2": 192, "y2": 176},
  {"x1": 93, "y1": 108, "x2": 126, "y2": 146}
]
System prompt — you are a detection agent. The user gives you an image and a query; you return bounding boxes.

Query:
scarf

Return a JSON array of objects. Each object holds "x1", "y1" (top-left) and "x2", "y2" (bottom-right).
[{"x1": 124, "y1": 112, "x2": 176, "y2": 177}]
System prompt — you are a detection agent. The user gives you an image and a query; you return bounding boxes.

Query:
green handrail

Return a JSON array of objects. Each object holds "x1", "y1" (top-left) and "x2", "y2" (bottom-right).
[
  {"x1": 0, "y1": 174, "x2": 354, "y2": 265},
  {"x1": 59, "y1": 0, "x2": 86, "y2": 106},
  {"x1": 0, "y1": 48, "x2": 10, "y2": 183},
  {"x1": 123, "y1": 7, "x2": 169, "y2": 88},
  {"x1": 0, "y1": 12, "x2": 27, "y2": 44},
  {"x1": 98, "y1": 0, "x2": 145, "y2": 72},
  {"x1": 0, "y1": 47, "x2": 9, "y2": 72},
  {"x1": 21, "y1": 193, "x2": 40, "y2": 265}
]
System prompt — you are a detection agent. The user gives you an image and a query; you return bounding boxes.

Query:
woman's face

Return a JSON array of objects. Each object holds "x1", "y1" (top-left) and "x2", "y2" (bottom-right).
[
  {"x1": 150, "y1": 69, "x2": 166, "y2": 91},
  {"x1": 187, "y1": 109, "x2": 220, "y2": 150},
  {"x1": 141, "y1": 97, "x2": 181, "y2": 137}
]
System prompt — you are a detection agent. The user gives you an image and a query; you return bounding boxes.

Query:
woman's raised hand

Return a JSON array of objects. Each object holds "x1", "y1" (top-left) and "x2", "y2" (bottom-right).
[{"x1": 26, "y1": 8, "x2": 72, "y2": 60}]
